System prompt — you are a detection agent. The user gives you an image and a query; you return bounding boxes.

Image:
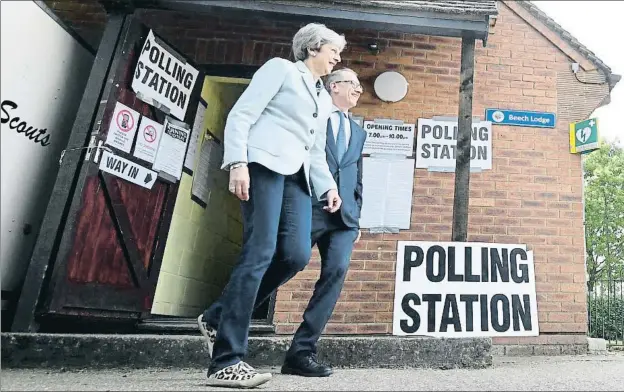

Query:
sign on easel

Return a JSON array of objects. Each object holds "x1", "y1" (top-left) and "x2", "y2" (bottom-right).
[
  {"x1": 132, "y1": 30, "x2": 199, "y2": 122},
  {"x1": 393, "y1": 241, "x2": 539, "y2": 338}
]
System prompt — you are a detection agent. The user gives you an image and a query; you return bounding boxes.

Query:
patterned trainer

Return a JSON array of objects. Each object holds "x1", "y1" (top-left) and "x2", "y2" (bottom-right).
[
  {"x1": 197, "y1": 315, "x2": 217, "y2": 358},
  {"x1": 206, "y1": 361, "x2": 272, "y2": 388}
]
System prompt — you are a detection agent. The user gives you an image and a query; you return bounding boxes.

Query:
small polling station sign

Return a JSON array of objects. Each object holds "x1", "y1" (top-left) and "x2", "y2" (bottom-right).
[
  {"x1": 393, "y1": 241, "x2": 539, "y2": 338},
  {"x1": 570, "y1": 118, "x2": 599, "y2": 154},
  {"x1": 132, "y1": 30, "x2": 199, "y2": 121},
  {"x1": 486, "y1": 109, "x2": 556, "y2": 128}
]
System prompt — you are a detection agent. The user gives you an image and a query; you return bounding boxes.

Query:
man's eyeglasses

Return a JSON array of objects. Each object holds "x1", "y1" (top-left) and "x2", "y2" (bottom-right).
[{"x1": 334, "y1": 80, "x2": 364, "y2": 92}]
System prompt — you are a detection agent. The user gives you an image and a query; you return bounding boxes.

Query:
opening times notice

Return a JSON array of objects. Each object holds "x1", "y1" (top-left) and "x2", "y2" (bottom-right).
[{"x1": 362, "y1": 121, "x2": 415, "y2": 156}]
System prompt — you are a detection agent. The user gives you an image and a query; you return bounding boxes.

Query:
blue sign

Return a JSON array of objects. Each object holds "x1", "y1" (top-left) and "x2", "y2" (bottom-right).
[{"x1": 485, "y1": 109, "x2": 556, "y2": 128}]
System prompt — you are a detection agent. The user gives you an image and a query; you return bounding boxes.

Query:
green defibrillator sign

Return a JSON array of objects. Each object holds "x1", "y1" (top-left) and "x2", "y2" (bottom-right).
[{"x1": 569, "y1": 118, "x2": 599, "y2": 154}]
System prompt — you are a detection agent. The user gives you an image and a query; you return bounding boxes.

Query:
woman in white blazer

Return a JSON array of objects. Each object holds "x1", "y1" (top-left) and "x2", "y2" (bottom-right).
[{"x1": 198, "y1": 23, "x2": 346, "y2": 388}]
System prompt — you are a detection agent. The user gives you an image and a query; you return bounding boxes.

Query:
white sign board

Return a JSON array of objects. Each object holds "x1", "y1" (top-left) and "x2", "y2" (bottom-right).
[
  {"x1": 1, "y1": 1, "x2": 93, "y2": 301},
  {"x1": 416, "y1": 118, "x2": 492, "y2": 170},
  {"x1": 133, "y1": 117, "x2": 163, "y2": 164},
  {"x1": 153, "y1": 116, "x2": 190, "y2": 180},
  {"x1": 359, "y1": 157, "x2": 414, "y2": 229},
  {"x1": 394, "y1": 241, "x2": 539, "y2": 338},
  {"x1": 99, "y1": 150, "x2": 157, "y2": 189},
  {"x1": 132, "y1": 30, "x2": 199, "y2": 121},
  {"x1": 362, "y1": 121, "x2": 415, "y2": 156},
  {"x1": 104, "y1": 102, "x2": 140, "y2": 153}
]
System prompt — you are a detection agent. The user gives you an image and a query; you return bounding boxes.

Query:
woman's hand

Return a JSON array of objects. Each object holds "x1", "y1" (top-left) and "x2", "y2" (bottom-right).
[
  {"x1": 229, "y1": 166, "x2": 250, "y2": 201},
  {"x1": 323, "y1": 189, "x2": 342, "y2": 213}
]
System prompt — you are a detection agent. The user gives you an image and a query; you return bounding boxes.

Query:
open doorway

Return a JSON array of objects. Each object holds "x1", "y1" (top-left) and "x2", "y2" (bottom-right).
[{"x1": 147, "y1": 68, "x2": 275, "y2": 333}]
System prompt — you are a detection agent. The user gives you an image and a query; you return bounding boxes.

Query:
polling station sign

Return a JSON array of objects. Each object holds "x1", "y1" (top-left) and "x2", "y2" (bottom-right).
[
  {"x1": 416, "y1": 118, "x2": 492, "y2": 171},
  {"x1": 132, "y1": 30, "x2": 199, "y2": 122},
  {"x1": 393, "y1": 241, "x2": 539, "y2": 338}
]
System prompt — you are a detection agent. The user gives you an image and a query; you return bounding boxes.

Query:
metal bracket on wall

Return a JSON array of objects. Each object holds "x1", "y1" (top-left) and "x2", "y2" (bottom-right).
[{"x1": 58, "y1": 137, "x2": 112, "y2": 165}]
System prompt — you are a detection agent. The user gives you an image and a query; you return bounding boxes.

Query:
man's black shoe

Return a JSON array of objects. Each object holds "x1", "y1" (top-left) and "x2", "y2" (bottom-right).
[{"x1": 281, "y1": 353, "x2": 333, "y2": 377}]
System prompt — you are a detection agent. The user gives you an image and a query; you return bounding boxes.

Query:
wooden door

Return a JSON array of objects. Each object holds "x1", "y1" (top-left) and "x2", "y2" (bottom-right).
[{"x1": 38, "y1": 15, "x2": 203, "y2": 322}]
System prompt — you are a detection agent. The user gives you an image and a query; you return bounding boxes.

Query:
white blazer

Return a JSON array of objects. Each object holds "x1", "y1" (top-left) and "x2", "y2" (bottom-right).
[{"x1": 221, "y1": 58, "x2": 337, "y2": 200}]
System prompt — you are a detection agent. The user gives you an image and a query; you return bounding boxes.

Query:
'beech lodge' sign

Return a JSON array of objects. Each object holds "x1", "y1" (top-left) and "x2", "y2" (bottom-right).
[{"x1": 393, "y1": 241, "x2": 539, "y2": 338}]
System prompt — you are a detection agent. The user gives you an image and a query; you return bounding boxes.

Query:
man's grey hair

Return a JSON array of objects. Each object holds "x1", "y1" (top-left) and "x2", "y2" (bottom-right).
[
  {"x1": 292, "y1": 23, "x2": 347, "y2": 61},
  {"x1": 324, "y1": 68, "x2": 358, "y2": 92}
]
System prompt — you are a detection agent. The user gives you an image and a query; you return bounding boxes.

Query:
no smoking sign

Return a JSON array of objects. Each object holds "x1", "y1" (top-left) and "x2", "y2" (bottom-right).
[
  {"x1": 144, "y1": 125, "x2": 157, "y2": 143},
  {"x1": 133, "y1": 117, "x2": 164, "y2": 164}
]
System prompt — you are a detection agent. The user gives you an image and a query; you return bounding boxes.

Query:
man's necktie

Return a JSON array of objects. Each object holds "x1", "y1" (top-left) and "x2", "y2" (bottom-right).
[{"x1": 335, "y1": 112, "x2": 347, "y2": 163}]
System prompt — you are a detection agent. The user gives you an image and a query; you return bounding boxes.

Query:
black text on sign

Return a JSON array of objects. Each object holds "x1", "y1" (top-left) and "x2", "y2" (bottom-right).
[
  {"x1": 393, "y1": 241, "x2": 539, "y2": 337},
  {"x1": 131, "y1": 30, "x2": 199, "y2": 122}
]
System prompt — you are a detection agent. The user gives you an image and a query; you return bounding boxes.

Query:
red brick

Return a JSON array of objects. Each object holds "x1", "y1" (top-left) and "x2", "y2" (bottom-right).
[{"x1": 46, "y1": 3, "x2": 603, "y2": 338}]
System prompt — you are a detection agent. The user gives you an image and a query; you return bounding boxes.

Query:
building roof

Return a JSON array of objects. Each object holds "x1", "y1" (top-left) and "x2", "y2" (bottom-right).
[
  {"x1": 516, "y1": 1, "x2": 620, "y2": 88},
  {"x1": 310, "y1": 0, "x2": 498, "y2": 16}
]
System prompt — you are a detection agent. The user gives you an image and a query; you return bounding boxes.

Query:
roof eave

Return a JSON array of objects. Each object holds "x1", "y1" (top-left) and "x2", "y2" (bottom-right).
[{"x1": 104, "y1": 0, "x2": 495, "y2": 43}]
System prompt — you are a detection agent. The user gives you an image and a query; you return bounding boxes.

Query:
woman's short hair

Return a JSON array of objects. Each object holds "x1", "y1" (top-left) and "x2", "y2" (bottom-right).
[{"x1": 292, "y1": 23, "x2": 346, "y2": 61}]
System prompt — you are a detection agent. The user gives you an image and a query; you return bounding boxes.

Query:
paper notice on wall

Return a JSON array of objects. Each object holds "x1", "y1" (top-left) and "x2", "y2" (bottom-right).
[
  {"x1": 133, "y1": 117, "x2": 164, "y2": 164},
  {"x1": 105, "y1": 102, "x2": 140, "y2": 153},
  {"x1": 191, "y1": 135, "x2": 225, "y2": 208},
  {"x1": 184, "y1": 100, "x2": 207, "y2": 173},
  {"x1": 152, "y1": 116, "x2": 190, "y2": 180},
  {"x1": 362, "y1": 120, "x2": 415, "y2": 156},
  {"x1": 359, "y1": 157, "x2": 415, "y2": 229}
]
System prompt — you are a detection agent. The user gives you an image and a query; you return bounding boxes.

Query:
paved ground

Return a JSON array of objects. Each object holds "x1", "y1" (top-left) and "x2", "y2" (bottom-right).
[{"x1": 3, "y1": 354, "x2": 624, "y2": 391}]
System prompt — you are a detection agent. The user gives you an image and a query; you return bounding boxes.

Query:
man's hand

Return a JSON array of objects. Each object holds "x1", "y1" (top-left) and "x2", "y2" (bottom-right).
[
  {"x1": 323, "y1": 189, "x2": 342, "y2": 213},
  {"x1": 228, "y1": 166, "x2": 250, "y2": 201},
  {"x1": 355, "y1": 230, "x2": 361, "y2": 243}
]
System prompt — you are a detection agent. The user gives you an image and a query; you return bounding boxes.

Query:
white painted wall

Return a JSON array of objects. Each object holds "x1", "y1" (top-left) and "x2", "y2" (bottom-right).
[{"x1": 1, "y1": 1, "x2": 94, "y2": 310}]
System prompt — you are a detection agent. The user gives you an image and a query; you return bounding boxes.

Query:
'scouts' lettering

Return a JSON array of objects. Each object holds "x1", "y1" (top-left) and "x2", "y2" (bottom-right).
[{"x1": 1, "y1": 100, "x2": 51, "y2": 147}]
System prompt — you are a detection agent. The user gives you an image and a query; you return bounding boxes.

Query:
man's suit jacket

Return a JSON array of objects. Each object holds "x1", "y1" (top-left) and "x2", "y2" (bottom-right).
[
  {"x1": 313, "y1": 117, "x2": 367, "y2": 229},
  {"x1": 221, "y1": 57, "x2": 337, "y2": 200}
]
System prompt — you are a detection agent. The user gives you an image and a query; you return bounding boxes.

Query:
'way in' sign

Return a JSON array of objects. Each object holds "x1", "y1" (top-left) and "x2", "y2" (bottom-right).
[{"x1": 99, "y1": 150, "x2": 157, "y2": 190}]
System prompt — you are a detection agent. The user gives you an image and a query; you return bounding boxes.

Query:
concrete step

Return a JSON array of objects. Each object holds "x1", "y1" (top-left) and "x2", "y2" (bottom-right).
[{"x1": 2, "y1": 333, "x2": 492, "y2": 370}]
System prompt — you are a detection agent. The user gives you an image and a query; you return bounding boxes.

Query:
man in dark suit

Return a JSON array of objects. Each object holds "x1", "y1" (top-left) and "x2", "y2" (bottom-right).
[{"x1": 280, "y1": 68, "x2": 367, "y2": 378}]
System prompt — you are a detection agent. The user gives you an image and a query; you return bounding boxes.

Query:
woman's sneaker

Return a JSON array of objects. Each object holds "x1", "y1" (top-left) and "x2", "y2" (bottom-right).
[
  {"x1": 206, "y1": 361, "x2": 272, "y2": 388},
  {"x1": 197, "y1": 315, "x2": 217, "y2": 358}
]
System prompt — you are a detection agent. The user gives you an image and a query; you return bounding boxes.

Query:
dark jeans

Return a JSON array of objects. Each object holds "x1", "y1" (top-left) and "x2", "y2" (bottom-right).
[
  {"x1": 288, "y1": 212, "x2": 358, "y2": 357},
  {"x1": 204, "y1": 163, "x2": 312, "y2": 372},
  {"x1": 205, "y1": 201, "x2": 358, "y2": 363}
]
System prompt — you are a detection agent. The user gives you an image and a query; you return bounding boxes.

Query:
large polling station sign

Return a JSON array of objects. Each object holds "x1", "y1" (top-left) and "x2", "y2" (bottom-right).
[
  {"x1": 393, "y1": 241, "x2": 539, "y2": 338},
  {"x1": 132, "y1": 30, "x2": 199, "y2": 122},
  {"x1": 416, "y1": 118, "x2": 492, "y2": 171}
]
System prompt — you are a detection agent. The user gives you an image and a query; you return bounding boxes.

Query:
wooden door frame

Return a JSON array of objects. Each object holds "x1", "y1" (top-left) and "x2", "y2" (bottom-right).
[
  {"x1": 145, "y1": 64, "x2": 279, "y2": 331},
  {"x1": 200, "y1": 64, "x2": 277, "y2": 328},
  {"x1": 11, "y1": 11, "x2": 131, "y2": 332}
]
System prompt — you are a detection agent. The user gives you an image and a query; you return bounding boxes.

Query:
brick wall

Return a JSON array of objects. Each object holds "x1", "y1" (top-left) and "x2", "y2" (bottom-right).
[{"x1": 44, "y1": 1, "x2": 612, "y2": 347}]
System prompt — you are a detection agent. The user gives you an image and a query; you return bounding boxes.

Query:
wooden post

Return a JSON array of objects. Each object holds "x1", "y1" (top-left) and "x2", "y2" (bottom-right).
[{"x1": 452, "y1": 36, "x2": 476, "y2": 242}]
